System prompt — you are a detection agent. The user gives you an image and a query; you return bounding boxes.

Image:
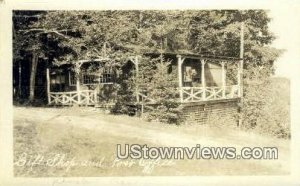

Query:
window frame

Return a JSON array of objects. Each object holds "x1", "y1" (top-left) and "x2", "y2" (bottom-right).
[{"x1": 68, "y1": 68, "x2": 115, "y2": 86}]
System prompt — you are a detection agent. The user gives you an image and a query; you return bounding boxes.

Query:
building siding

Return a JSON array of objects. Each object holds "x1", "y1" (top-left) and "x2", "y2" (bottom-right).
[{"x1": 180, "y1": 99, "x2": 239, "y2": 125}]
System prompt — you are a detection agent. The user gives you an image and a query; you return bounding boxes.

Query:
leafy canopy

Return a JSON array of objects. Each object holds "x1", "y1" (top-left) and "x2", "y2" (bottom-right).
[{"x1": 14, "y1": 10, "x2": 281, "y2": 77}]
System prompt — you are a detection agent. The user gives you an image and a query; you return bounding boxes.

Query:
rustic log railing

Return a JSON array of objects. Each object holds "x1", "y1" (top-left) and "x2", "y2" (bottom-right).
[
  {"x1": 135, "y1": 85, "x2": 239, "y2": 104},
  {"x1": 49, "y1": 90, "x2": 97, "y2": 105},
  {"x1": 181, "y1": 85, "x2": 239, "y2": 102},
  {"x1": 138, "y1": 92, "x2": 156, "y2": 104}
]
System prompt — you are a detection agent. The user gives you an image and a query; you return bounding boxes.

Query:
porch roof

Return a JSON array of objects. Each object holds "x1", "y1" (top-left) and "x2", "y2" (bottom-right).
[
  {"x1": 144, "y1": 52, "x2": 242, "y2": 62},
  {"x1": 51, "y1": 57, "x2": 110, "y2": 68}
]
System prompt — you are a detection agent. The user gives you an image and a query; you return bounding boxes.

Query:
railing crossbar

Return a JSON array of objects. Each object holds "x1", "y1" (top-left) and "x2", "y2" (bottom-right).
[
  {"x1": 181, "y1": 85, "x2": 240, "y2": 103},
  {"x1": 49, "y1": 90, "x2": 97, "y2": 105}
]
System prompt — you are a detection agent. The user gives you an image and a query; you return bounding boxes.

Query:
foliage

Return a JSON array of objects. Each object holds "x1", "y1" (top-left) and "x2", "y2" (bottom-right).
[
  {"x1": 13, "y1": 10, "x2": 288, "y2": 137},
  {"x1": 242, "y1": 78, "x2": 290, "y2": 138},
  {"x1": 138, "y1": 57, "x2": 182, "y2": 124},
  {"x1": 15, "y1": 10, "x2": 282, "y2": 78}
]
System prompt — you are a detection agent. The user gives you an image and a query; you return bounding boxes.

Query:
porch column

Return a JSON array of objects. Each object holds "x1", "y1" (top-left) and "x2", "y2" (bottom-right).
[
  {"x1": 221, "y1": 62, "x2": 226, "y2": 98},
  {"x1": 94, "y1": 89, "x2": 98, "y2": 104},
  {"x1": 201, "y1": 59, "x2": 206, "y2": 100},
  {"x1": 177, "y1": 55, "x2": 184, "y2": 102},
  {"x1": 134, "y1": 56, "x2": 140, "y2": 103},
  {"x1": 75, "y1": 62, "x2": 82, "y2": 105},
  {"x1": 46, "y1": 68, "x2": 50, "y2": 104},
  {"x1": 76, "y1": 76, "x2": 81, "y2": 104}
]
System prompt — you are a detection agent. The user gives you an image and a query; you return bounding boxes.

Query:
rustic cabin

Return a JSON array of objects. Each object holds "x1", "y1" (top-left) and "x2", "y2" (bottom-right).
[
  {"x1": 47, "y1": 58, "x2": 117, "y2": 106},
  {"x1": 45, "y1": 52, "x2": 242, "y2": 124},
  {"x1": 46, "y1": 53, "x2": 241, "y2": 105}
]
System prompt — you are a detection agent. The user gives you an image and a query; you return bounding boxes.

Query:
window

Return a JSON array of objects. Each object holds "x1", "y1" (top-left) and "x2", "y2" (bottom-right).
[
  {"x1": 68, "y1": 68, "x2": 114, "y2": 85},
  {"x1": 51, "y1": 74, "x2": 65, "y2": 84},
  {"x1": 69, "y1": 71, "x2": 76, "y2": 86},
  {"x1": 99, "y1": 69, "x2": 113, "y2": 84},
  {"x1": 81, "y1": 73, "x2": 99, "y2": 85}
]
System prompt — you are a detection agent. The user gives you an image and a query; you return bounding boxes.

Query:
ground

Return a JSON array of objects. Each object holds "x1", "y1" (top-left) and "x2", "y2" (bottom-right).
[{"x1": 13, "y1": 106, "x2": 290, "y2": 177}]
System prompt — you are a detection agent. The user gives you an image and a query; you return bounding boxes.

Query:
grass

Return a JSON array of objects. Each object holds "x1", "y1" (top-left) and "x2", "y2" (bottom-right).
[
  {"x1": 14, "y1": 106, "x2": 290, "y2": 177},
  {"x1": 14, "y1": 116, "x2": 153, "y2": 177}
]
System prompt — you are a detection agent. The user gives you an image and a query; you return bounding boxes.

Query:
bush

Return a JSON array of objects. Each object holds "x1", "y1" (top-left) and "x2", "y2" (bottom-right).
[
  {"x1": 241, "y1": 77, "x2": 290, "y2": 138},
  {"x1": 140, "y1": 58, "x2": 182, "y2": 124},
  {"x1": 113, "y1": 55, "x2": 182, "y2": 124}
]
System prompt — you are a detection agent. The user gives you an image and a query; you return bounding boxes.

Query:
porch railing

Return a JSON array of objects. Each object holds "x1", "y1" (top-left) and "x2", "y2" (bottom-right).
[
  {"x1": 136, "y1": 85, "x2": 239, "y2": 104},
  {"x1": 181, "y1": 85, "x2": 239, "y2": 102},
  {"x1": 49, "y1": 90, "x2": 97, "y2": 105},
  {"x1": 138, "y1": 92, "x2": 156, "y2": 104}
]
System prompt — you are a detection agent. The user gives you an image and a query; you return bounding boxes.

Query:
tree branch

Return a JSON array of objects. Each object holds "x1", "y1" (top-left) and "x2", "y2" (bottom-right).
[{"x1": 19, "y1": 28, "x2": 71, "y2": 39}]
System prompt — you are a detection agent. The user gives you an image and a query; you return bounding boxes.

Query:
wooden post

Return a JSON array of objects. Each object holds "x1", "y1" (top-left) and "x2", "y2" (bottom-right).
[
  {"x1": 94, "y1": 89, "x2": 98, "y2": 104},
  {"x1": 87, "y1": 91, "x2": 90, "y2": 105},
  {"x1": 141, "y1": 103, "x2": 144, "y2": 118},
  {"x1": 238, "y1": 22, "x2": 245, "y2": 127},
  {"x1": 135, "y1": 56, "x2": 140, "y2": 103},
  {"x1": 238, "y1": 22, "x2": 244, "y2": 97},
  {"x1": 201, "y1": 59, "x2": 206, "y2": 100},
  {"x1": 221, "y1": 62, "x2": 226, "y2": 98},
  {"x1": 177, "y1": 55, "x2": 184, "y2": 102},
  {"x1": 75, "y1": 62, "x2": 82, "y2": 105},
  {"x1": 76, "y1": 77, "x2": 81, "y2": 104},
  {"x1": 46, "y1": 68, "x2": 50, "y2": 104},
  {"x1": 68, "y1": 71, "x2": 71, "y2": 86}
]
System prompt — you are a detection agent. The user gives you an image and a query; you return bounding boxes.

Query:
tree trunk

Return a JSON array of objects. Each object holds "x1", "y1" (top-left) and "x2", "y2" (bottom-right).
[
  {"x1": 18, "y1": 60, "x2": 22, "y2": 98},
  {"x1": 29, "y1": 53, "x2": 38, "y2": 102}
]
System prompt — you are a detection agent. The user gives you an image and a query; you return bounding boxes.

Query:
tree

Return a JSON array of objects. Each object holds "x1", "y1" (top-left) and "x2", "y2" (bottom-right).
[
  {"x1": 14, "y1": 10, "x2": 285, "y2": 135},
  {"x1": 13, "y1": 11, "x2": 76, "y2": 102},
  {"x1": 13, "y1": 11, "x2": 45, "y2": 102},
  {"x1": 137, "y1": 56, "x2": 181, "y2": 124}
]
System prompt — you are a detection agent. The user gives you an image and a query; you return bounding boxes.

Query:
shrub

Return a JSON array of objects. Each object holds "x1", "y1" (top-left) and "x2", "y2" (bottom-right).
[
  {"x1": 139, "y1": 57, "x2": 182, "y2": 124},
  {"x1": 241, "y1": 77, "x2": 290, "y2": 138},
  {"x1": 112, "y1": 55, "x2": 182, "y2": 124}
]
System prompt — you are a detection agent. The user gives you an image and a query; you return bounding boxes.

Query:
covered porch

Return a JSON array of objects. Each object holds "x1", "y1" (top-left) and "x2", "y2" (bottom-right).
[
  {"x1": 45, "y1": 58, "x2": 111, "y2": 106},
  {"x1": 177, "y1": 54, "x2": 241, "y2": 103},
  {"x1": 45, "y1": 53, "x2": 243, "y2": 106},
  {"x1": 133, "y1": 53, "x2": 243, "y2": 104}
]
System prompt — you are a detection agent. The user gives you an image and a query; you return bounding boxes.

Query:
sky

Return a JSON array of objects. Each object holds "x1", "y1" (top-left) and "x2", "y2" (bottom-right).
[{"x1": 268, "y1": 4, "x2": 300, "y2": 79}]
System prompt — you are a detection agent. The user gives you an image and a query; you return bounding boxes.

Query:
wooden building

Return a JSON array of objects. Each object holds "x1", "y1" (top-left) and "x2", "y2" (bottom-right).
[
  {"x1": 47, "y1": 53, "x2": 242, "y2": 105},
  {"x1": 45, "y1": 52, "x2": 243, "y2": 124}
]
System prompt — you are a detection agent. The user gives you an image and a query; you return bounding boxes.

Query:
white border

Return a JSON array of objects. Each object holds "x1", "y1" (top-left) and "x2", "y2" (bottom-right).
[{"x1": 1, "y1": 0, "x2": 300, "y2": 185}]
